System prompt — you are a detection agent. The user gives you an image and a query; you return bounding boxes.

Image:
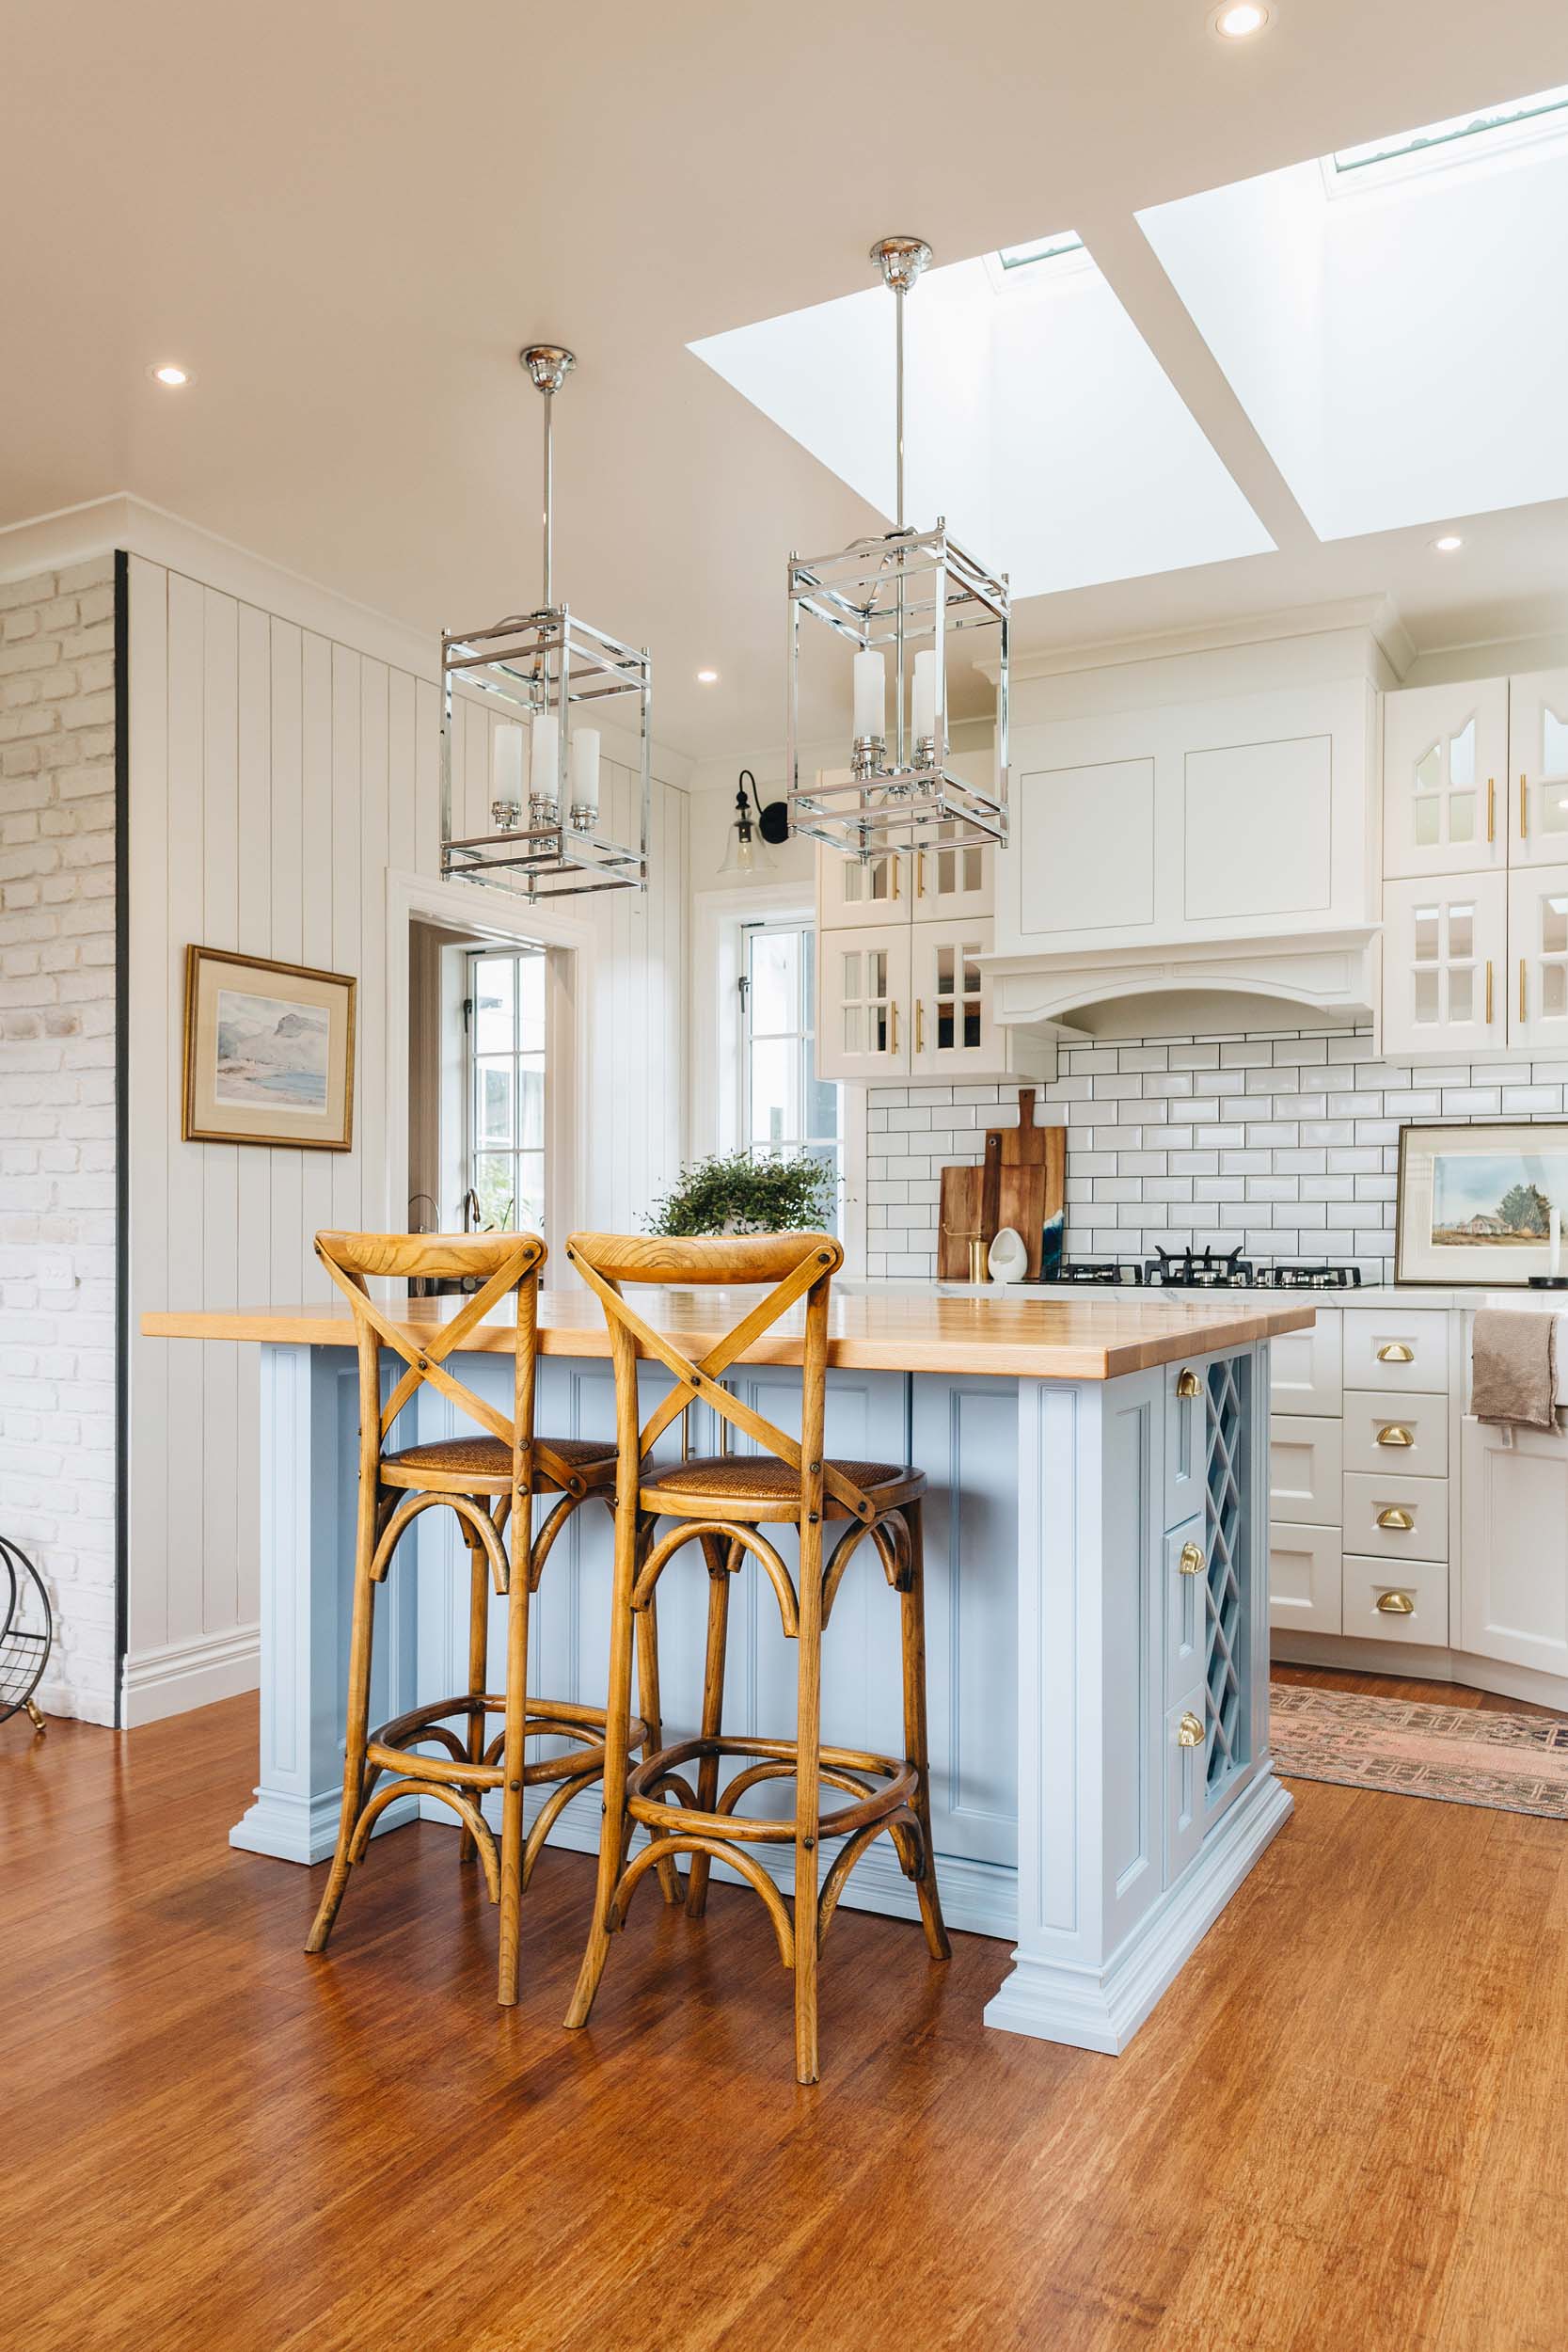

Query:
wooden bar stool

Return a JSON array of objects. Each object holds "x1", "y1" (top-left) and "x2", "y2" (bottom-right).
[
  {"x1": 304, "y1": 1230, "x2": 662, "y2": 2005},
  {"x1": 562, "y1": 1230, "x2": 950, "y2": 2084}
]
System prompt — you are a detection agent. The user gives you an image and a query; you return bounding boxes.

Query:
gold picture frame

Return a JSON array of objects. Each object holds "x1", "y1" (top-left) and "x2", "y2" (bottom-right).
[{"x1": 182, "y1": 946, "x2": 356, "y2": 1151}]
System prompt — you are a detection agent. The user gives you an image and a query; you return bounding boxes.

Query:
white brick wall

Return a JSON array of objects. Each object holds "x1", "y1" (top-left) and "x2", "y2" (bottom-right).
[
  {"x1": 864, "y1": 1026, "x2": 1568, "y2": 1285},
  {"x1": 0, "y1": 558, "x2": 118, "y2": 1724}
]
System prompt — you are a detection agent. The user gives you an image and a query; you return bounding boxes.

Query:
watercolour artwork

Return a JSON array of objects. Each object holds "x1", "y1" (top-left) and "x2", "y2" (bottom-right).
[{"x1": 213, "y1": 990, "x2": 330, "y2": 1113}]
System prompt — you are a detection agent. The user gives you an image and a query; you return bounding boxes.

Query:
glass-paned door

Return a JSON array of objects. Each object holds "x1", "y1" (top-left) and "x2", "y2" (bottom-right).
[
  {"x1": 1384, "y1": 679, "x2": 1508, "y2": 878},
  {"x1": 1510, "y1": 864, "x2": 1568, "y2": 1052},
  {"x1": 816, "y1": 922, "x2": 911, "y2": 1081},
  {"x1": 1510, "y1": 670, "x2": 1568, "y2": 866},
  {"x1": 1382, "y1": 874, "x2": 1507, "y2": 1056},
  {"x1": 467, "y1": 945, "x2": 546, "y2": 1231}
]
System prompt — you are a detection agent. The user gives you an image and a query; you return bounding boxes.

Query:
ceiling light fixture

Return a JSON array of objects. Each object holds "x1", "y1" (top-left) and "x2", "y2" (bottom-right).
[
  {"x1": 785, "y1": 235, "x2": 1010, "y2": 863},
  {"x1": 719, "y1": 768, "x2": 789, "y2": 877},
  {"x1": 440, "y1": 344, "x2": 651, "y2": 900},
  {"x1": 1211, "y1": 2, "x2": 1271, "y2": 38},
  {"x1": 1432, "y1": 532, "x2": 1465, "y2": 552},
  {"x1": 150, "y1": 363, "x2": 191, "y2": 386},
  {"x1": 697, "y1": 669, "x2": 720, "y2": 684}
]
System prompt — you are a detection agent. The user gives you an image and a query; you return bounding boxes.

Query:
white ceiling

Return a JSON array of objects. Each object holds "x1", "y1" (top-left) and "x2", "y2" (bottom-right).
[{"x1": 5, "y1": 1, "x2": 1568, "y2": 762}]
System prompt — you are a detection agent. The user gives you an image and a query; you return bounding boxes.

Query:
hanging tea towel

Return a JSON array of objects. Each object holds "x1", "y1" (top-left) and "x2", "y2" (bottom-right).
[{"x1": 1471, "y1": 1310, "x2": 1559, "y2": 1439}]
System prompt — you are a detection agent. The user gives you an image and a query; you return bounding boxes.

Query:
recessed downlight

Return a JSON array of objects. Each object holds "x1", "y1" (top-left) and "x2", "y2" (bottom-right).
[
  {"x1": 1211, "y1": 1, "x2": 1272, "y2": 37},
  {"x1": 696, "y1": 669, "x2": 720, "y2": 684},
  {"x1": 150, "y1": 363, "x2": 192, "y2": 387},
  {"x1": 1432, "y1": 532, "x2": 1465, "y2": 552}
]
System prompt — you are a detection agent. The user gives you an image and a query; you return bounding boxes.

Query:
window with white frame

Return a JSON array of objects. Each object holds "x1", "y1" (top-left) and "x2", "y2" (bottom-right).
[
  {"x1": 740, "y1": 920, "x2": 841, "y2": 1220},
  {"x1": 466, "y1": 945, "x2": 546, "y2": 1232}
]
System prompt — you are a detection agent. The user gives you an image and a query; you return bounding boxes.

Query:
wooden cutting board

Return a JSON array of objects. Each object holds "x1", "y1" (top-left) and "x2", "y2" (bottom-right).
[
  {"x1": 982, "y1": 1089, "x2": 1066, "y2": 1279},
  {"x1": 937, "y1": 1164, "x2": 987, "y2": 1281}
]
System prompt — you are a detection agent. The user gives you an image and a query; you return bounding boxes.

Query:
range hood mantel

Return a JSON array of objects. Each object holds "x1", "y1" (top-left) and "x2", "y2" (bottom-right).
[{"x1": 981, "y1": 927, "x2": 1381, "y2": 1037}]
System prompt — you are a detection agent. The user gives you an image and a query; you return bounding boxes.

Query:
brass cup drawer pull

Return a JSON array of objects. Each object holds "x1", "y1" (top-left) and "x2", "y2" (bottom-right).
[
  {"x1": 1175, "y1": 1367, "x2": 1202, "y2": 1399},
  {"x1": 1177, "y1": 1709, "x2": 1205, "y2": 1748},
  {"x1": 1376, "y1": 1506, "x2": 1415, "y2": 1532},
  {"x1": 1376, "y1": 1342, "x2": 1414, "y2": 1363},
  {"x1": 1179, "y1": 1540, "x2": 1204, "y2": 1576},
  {"x1": 1375, "y1": 1424, "x2": 1414, "y2": 1448},
  {"x1": 1375, "y1": 1590, "x2": 1416, "y2": 1616}
]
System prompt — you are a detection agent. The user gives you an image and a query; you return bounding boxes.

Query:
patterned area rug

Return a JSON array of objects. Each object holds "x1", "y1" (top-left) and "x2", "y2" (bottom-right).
[{"x1": 1271, "y1": 1681, "x2": 1568, "y2": 1820}]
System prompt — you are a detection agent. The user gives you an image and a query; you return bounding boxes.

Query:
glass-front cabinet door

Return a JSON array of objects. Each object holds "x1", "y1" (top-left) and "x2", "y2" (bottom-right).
[
  {"x1": 909, "y1": 921, "x2": 998, "y2": 1077},
  {"x1": 1508, "y1": 670, "x2": 1568, "y2": 869},
  {"x1": 1382, "y1": 874, "x2": 1508, "y2": 1057},
  {"x1": 911, "y1": 822, "x2": 993, "y2": 923},
  {"x1": 1383, "y1": 679, "x2": 1508, "y2": 879},
  {"x1": 1508, "y1": 864, "x2": 1568, "y2": 1053},
  {"x1": 816, "y1": 923, "x2": 911, "y2": 1081}
]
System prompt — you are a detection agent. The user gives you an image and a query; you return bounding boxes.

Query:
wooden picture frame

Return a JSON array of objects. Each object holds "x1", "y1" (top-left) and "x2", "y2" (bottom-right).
[
  {"x1": 1395, "y1": 1120, "x2": 1568, "y2": 1286},
  {"x1": 182, "y1": 946, "x2": 356, "y2": 1150}
]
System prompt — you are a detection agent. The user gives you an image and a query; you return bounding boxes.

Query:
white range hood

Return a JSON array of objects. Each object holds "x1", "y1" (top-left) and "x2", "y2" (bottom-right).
[{"x1": 984, "y1": 926, "x2": 1381, "y2": 1041}]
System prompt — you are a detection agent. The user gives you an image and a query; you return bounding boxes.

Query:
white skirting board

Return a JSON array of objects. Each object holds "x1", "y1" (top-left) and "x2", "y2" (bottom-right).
[{"x1": 121, "y1": 1621, "x2": 261, "y2": 1726}]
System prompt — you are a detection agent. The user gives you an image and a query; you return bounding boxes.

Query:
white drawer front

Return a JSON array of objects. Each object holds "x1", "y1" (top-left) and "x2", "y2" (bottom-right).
[
  {"x1": 1268, "y1": 1520, "x2": 1343, "y2": 1636},
  {"x1": 1342, "y1": 1555, "x2": 1449, "y2": 1646},
  {"x1": 1269, "y1": 1312, "x2": 1342, "y2": 1417},
  {"x1": 1342, "y1": 1310, "x2": 1449, "y2": 1394},
  {"x1": 1341, "y1": 1389, "x2": 1450, "y2": 1480},
  {"x1": 1269, "y1": 1415, "x2": 1343, "y2": 1526},
  {"x1": 1342, "y1": 1469, "x2": 1449, "y2": 1563}
]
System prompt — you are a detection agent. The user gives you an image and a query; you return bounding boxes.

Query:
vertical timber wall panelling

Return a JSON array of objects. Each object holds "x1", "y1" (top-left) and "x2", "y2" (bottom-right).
[
  {"x1": 0, "y1": 557, "x2": 119, "y2": 1724},
  {"x1": 125, "y1": 556, "x2": 689, "y2": 1723}
]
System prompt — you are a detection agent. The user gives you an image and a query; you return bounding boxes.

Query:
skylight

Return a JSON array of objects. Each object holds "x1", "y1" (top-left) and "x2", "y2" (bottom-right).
[
  {"x1": 689, "y1": 238, "x2": 1272, "y2": 601},
  {"x1": 1332, "y1": 84, "x2": 1568, "y2": 176}
]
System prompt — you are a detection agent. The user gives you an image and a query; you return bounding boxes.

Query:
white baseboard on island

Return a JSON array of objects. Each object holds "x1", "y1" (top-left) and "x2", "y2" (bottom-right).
[{"x1": 983, "y1": 1769, "x2": 1294, "y2": 2055}]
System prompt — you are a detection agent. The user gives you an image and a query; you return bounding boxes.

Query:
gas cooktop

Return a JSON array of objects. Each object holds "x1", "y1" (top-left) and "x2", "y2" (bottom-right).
[{"x1": 1041, "y1": 1248, "x2": 1362, "y2": 1292}]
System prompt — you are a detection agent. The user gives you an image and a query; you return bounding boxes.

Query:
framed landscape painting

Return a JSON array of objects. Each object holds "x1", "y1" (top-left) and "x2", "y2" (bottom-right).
[
  {"x1": 182, "y1": 946, "x2": 356, "y2": 1150},
  {"x1": 1396, "y1": 1121, "x2": 1568, "y2": 1285}
]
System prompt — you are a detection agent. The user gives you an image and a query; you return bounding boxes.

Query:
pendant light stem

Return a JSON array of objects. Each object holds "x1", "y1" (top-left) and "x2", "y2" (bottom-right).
[{"x1": 542, "y1": 387, "x2": 554, "y2": 611}]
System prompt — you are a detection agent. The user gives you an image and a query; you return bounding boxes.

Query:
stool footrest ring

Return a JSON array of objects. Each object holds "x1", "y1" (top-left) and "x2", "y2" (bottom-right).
[{"x1": 626, "y1": 1734, "x2": 917, "y2": 1845}]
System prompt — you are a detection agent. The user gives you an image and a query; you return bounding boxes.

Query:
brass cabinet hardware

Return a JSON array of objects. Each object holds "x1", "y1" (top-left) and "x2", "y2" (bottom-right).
[
  {"x1": 1177, "y1": 1710, "x2": 1205, "y2": 1748},
  {"x1": 1376, "y1": 1424, "x2": 1414, "y2": 1447},
  {"x1": 1521, "y1": 773, "x2": 1528, "y2": 838},
  {"x1": 1375, "y1": 1590, "x2": 1416, "y2": 1616},
  {"x1": 1376, "y1": 1506, "x2": 1415, "y2": 1531},
  {"x1": 891, "y1": 857, "x2": 900, "y2": 899},
  {"x1": 1486, "y1": 960, "x2": 1494, "y2": 1024},
  {"x1": 1376, "y1": 1342, "x2": 1414, "y2": 1363},
  {"x1": 1520, "y1": 958, "x2": 1528, "y2": 1025},
  {"x1": 1175, "y1": 1367, "x2": 1202, "y2": 1399},
  {"x1": 915, "y1": 999, "x2": 925, "y2": 1056},
  {"x1": 889, "y1": 1001, "x2": 899, "y2": 1056},
  {"x1": 1487, "y1": 776, "x2": 1496, "y2": 841},
  {"x1": 915, "y1": 850, "x2": 926, "y2": 898},
  {"x1": 1179, "y1": 1540, "x2": 1204, "y2": 1576}
]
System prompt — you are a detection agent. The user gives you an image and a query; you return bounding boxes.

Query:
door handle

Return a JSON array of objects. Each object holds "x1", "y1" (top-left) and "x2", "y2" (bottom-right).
[
  {"x1": 1376, "y1": 1425, "x2": 1414, "y2": 1448},
  {"x1": 891, "y1": 857, "x2": 900, "y2": 900},
  {"x1": 1175, "y1": 1367, "x2": 1202, "y2": 1399},
  {"x1": 1177, "y1": 1710, "x2": 1205, "y2": 1748},
  {"x1": 1485, "y1": 960, "x2": 1494, "y2": 1025},
  {"x1": 1376, "y1": 1506, "x2": 1415, "y2": 1531},
  {"x1": 915, "y1": 999, "x2": 925, "y2": 1056},
  {"x1": 1375, "y1": 1590, "x2": 1416, "y2": 1616},
  {"x1": 889, "y1": 1000, "x2": 899, "y2": 1056},
  {"x1": 915, "y1": 850, "x2": 926, "y2": 898},
  {"x1": 1179, "y1": 1540, "x2": 1204, "y2": 1576},
  {"x1": 1376, "y1": 1342, "x2": 1414, "y2": 1363},
  {"x1": 1487, "y1": 776, "x2": 1496, "y2": 842}
]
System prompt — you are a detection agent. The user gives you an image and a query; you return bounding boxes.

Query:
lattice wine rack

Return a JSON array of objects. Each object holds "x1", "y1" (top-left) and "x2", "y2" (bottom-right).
[{"x1": 1201, "y1": 1356, "x2": 1252, "y2": 1804}]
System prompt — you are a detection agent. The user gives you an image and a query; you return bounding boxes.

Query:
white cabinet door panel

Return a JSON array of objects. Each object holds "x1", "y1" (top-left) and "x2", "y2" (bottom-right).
[
  {"x1": 1461, "y1": 1416, "x2": 1568, "y2": 1677},
  {"x1": 1269, "y1": 1414, "x2": 1342, "y2": 1525},
  {"x1": 1382, "y1": 873, "x2": 1508, "y2": 1058},
  {"x1": 1508, "y1": 669, "x2": 1568, "y2": 868},
  {"x1": 1341, "y1": 1389, "x2": 1449, "y2": 1479},
  {"x1": 816, "y1": 838, "x2": 911, "y2": 930},
  {"x1": 1182, "y1": 735, "x2": 1332, "y2": 923},
  {"x1": 1508, "y1": 862, "x2": 1568, "y2": 1053},
  {"x1": 1268, "y1": 1521, "x2": 1343, "y2": 1636},
  {"x1": 1016, "y1": 755, "x2": 1156, "y2": 940},
  {"x1": 816, "y1": 924, "x2": 911, "y2": 1082},
  {"x1": 909, "y1": 918, "x2": 996, "y2": 1079},
  {"x1": 1269, "y1": 1311, "x2": 1343, "y2": 1417},
  {"x1": 1384, "y1": 678, "x2": 1508, "y2": 879}
]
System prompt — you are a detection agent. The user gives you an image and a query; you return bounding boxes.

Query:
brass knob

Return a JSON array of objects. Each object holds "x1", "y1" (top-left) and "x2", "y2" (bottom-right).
[
  {"x1": 1179, "y1": 1540, "x2": 1204, "y2": 1576},
  {"x1": 1376, "y1": 1425, "x2": 1413, "y2": 1448},
  {"x1": 1376, "y1": 1342, "x2": 1414, "y2": 1363},
  {"x1": 1376, "y1": 1506, "x2": 1415, "y2": 1531},
  {"x1": 1176, "y1": 1368, "x2": 1202, "y2": 1399},
  {"x1": 1375, "y1": 1590, "x2": 1416, "y2": 1616},
  {"x1": 1177, "y1": 1710, "x2": 1205, "y2": 1748}
]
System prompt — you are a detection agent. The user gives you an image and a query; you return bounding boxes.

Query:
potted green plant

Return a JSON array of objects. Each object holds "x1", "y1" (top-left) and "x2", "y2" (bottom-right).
[{"x1": 644, "y1": 1149, "x2": 838, "y2": 1237}]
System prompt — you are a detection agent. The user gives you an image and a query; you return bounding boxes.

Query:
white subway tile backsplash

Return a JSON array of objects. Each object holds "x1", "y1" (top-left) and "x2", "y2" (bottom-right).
[{"x1": 862, "y1": 1024, "x2": 1568, "y2": 1282}]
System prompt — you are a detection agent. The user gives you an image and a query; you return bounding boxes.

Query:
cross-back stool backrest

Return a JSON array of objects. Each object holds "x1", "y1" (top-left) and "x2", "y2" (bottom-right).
[
  {"x1": 314, "y1": 1230, "x2": 545, "y2": 1491},
  {"x1": 564, "y1": 1231, "x2": 878, "y2": 1526}
]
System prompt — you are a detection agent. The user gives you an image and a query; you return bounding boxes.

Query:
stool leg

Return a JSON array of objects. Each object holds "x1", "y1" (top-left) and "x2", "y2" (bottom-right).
[
  {"x1": 497, "y1": 1499, "x2": 531, "y2": 2006},
  {"x1": 793, "y1": 1518, "x2": 824, "y2": 2088},
  {"x1": 685, "y1": 1533, "x2": 734, "y2": 1919},
  {"x1": 306, "y1": 1534, "x2": 377, "y2": 1955},
  {"x1": 899, "y1": 1500, "x2": 951, "y2": 1963},
  {"x1": 633, "y1": 1552, "x2": 684, "y2": 1908},
  {"x1": 565, "y1": 1495, "x2": 641, "y2": 2029},
  {"x1": 459, "y1": 1509, "x2": 491, "y2": 1867}
]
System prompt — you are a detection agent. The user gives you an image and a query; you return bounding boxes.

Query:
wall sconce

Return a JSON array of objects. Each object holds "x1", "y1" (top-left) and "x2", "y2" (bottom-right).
[{"x1": 719, "y1": 769, "x2": 789, "y2": 877}]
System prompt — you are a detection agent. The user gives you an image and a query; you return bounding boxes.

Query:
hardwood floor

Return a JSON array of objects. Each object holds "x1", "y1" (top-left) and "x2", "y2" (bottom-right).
[{"x1": 5, "y1": 1677, "x2": 1567, "y2": 2352}]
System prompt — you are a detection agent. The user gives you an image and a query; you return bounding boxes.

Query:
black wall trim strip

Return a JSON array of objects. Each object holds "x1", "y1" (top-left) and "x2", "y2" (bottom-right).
[{"x1": 113, "y1": 549, "x2": 130, "y2": 1729}]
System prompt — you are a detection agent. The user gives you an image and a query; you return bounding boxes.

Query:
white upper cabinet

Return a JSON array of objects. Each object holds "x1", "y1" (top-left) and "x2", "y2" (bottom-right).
[
  {"x1": 816, "y1": 922, "x2": 910, "y2": 1080},
  {"x1": 997, "y1": 678, "x2": 1378, "y2": 956},
  {"x1": 1508, "y1": 669, "x2": 1568, "y2": 867},
  {"x1": 1381, "y1": 873, "x2": 1507, "y2": 1058},
  {"x1": 1382, "y1": 678, "x2": 1508, "y2": 880},
  {"x1": 817, "y1": 838, "x2": 911, "y2": 930},
  {"x1": 911, "y1": 822, "x2": 994, "y2": 924},
  {"x1": 1508, "y1": 862, "x2": 1568, "y2": 1055}
]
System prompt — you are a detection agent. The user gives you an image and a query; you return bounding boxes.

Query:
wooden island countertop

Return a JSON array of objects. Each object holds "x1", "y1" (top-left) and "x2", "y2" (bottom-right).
[{"x1": 143, "y1": 1282, "x2": 1314, "y2": 1383}]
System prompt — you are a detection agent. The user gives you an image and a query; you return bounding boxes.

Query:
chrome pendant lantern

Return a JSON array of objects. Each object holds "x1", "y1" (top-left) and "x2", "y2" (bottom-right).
[
  {"x1": 785, "y1": 236, "x2": 1009, "y2": 861},
  {"x1": 440, "y1": 343, "x2": 652, "y2": 898}
]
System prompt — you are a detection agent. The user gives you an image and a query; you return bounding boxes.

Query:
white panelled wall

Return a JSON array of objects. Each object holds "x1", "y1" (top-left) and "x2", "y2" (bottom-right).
[{"x1": 124, "y1": 545, "x2": 688, "y2": 1724}]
